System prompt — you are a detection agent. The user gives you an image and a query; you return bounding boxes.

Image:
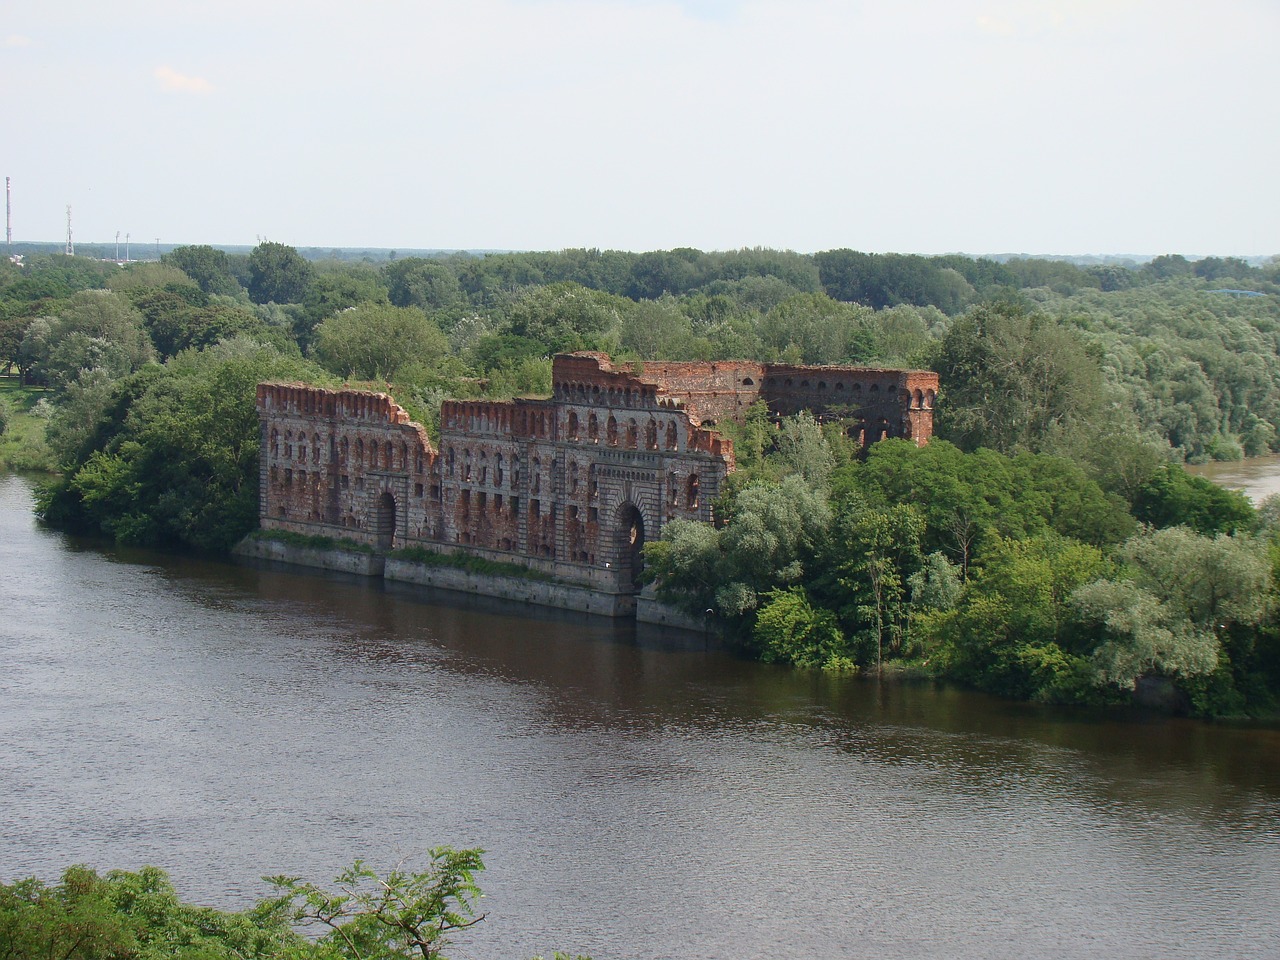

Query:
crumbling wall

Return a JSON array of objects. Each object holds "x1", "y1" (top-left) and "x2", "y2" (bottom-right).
[{"x1": 255, "y1": 352, "x2": 936, "y2": 610}]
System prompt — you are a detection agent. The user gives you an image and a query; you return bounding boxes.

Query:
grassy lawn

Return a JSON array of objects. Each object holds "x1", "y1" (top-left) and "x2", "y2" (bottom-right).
[{"x1": 0, "y1": 374, "x2": 55, "y2": 471}]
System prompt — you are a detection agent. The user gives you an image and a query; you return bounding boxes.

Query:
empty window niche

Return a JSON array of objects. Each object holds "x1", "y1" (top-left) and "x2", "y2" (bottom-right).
[
  {"x1": 531, "y1": 499, "x2": 541, "y2": 517},
  {"x1": 415, "y1": 482, "x2": 424, "y2": 498}
]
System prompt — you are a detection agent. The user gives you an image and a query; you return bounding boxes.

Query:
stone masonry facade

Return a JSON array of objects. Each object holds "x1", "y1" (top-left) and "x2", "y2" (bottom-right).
[{"x1": 256, "y1": 352, "x2": 938, "y2": 609}]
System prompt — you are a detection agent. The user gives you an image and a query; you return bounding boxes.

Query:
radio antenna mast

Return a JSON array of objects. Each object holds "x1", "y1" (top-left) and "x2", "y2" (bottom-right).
[
  {"x1": 5, "y1": 177, "x2": 11, "y2": 248},
  {"x1": 65, "y1": 205, "x2": 73, "y2": 256}
]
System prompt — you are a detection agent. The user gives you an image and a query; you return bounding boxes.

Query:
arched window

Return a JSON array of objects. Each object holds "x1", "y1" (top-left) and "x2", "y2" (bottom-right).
[
  {"x1": 645, "y1": 419, "x2": 658, "y2": 450},
  {"x1": 626, "y1": 420, "x2": 638, "y2": 449},
  {"x1": 925, "y1": 389, "x2": 935, "y2": 408},
  {"x1": 665, "y1": 422, "x2": 677, "y2": 450},
  {"x1": 495, "y1": 454, "x2": 504, "y2": 487},
  {"x1": 607, "y1": 416, "x2": 618, "y2": 446},
  {"x1": 568, "y1": 411, "x2": 579, "y2": 439},
  {"x1": 270, "y1": 429, "x2": 279, "y2": 457},
  {"x1": 686, "y1": 473, "x2": 700, "y2": 509},
  {"x1": 589, "y1": 413, "x2": 599, "y2": 441}
]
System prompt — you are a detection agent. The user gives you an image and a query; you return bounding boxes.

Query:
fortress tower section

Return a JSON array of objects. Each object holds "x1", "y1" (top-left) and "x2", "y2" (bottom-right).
[
  {"x1": 256, "y1": 384, "x2": 436, "y2": 550},
  {"x1": 760, "y1": 364, "x2": 938, "y2": 447}
]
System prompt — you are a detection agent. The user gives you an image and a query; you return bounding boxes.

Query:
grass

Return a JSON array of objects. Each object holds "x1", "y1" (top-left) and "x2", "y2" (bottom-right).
[
  {"x1": 390, "y1": 544, "x2": 556, "y2": 582},
  {"x1": 0, "y1": 375, "x2": 55, "y2": 472},
  {"x1": 247, "y1": 528, "x2": 376, "y2": 554}
]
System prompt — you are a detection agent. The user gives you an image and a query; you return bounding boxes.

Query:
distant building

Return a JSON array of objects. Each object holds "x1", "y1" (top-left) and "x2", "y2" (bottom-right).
[{"x1": 256, "y1": 352, "x2": 938, "y2": 615}]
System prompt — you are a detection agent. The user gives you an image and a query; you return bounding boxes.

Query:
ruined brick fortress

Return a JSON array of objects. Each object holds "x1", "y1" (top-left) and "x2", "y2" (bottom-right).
[{"x1": 255, "y1": 352, "x2": 938, "y2": 616}]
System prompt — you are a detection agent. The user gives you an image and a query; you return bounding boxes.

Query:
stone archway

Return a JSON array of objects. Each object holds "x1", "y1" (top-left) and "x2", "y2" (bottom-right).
[
  {"x1": 614, "y1": 502, "x2": 646, "y2": 590},
  {"x1": 374, "y1": 492, "x2": 397, "y2": 551}
]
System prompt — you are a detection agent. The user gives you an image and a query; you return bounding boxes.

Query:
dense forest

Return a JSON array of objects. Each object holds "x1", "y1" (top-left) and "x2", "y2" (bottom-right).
[{"x1": 2, "y1": 242, "x2": 1279, "y2": 717}]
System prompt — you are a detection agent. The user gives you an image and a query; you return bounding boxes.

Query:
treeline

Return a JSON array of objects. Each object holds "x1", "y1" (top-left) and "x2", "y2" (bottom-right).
[{"x1": 2, "y1": 241, "x2": 1279, "y2": 715}]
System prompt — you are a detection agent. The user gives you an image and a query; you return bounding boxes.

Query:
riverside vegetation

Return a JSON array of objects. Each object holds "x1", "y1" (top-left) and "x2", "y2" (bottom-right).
[
  {"x1": 0, "y1": 849, "x2": 587, "y2": 960},
  {"x1": 3, "y1": 245, "x2": 1280, "y2": 716}
]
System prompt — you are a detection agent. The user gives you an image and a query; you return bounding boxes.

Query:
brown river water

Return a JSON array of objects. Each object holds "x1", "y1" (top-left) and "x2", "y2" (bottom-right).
[
  {"x1": 1187, "y1": 454, "x2": 1280, "y2": 503},
  {"x1": 1, "y1": 473, "x2": 1278, "y2": 959}
]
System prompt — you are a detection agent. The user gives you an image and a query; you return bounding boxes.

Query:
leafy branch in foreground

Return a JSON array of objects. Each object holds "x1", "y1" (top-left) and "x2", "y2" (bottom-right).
[{"x1": 266, "y1": 848, "x2": 487, "y2": 960}]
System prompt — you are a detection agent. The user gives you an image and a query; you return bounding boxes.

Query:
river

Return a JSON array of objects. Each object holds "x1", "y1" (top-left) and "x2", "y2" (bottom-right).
[
  {"x1": 1, "y1": 473, "x2": 1278, "y2": 960},
  {"x1": 1187, "y1": 454, "x2": 1280, "y2": 503}
]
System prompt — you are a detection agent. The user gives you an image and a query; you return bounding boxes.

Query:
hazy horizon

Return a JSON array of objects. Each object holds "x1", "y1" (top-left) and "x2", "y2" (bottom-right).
[{"x1": 6, "y1": 1, "x2": 1277, "y2": 257}]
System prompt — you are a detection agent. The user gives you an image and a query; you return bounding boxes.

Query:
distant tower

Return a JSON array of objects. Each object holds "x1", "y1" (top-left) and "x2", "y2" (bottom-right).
[
  {"x1": 5, "y1": 177, "x2": 11, "y2": 247},
  {"x1": 65, "y1": 205, "x2": 73, "y2": 256},
  {"x1": 125, "y1": 233, "x2": 130, "y2": 262}
]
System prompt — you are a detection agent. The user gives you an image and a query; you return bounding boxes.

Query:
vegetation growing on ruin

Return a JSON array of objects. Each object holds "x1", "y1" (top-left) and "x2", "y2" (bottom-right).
[
  {"x1": 4, "y1": 243, "x2": 1280, "y2": 716},
  {"x1": 390, "y1": 545, "x2": 558, "y2": 582},
  {"x1": 246, "y1": 529, "x2": 377, "y2": 554}
]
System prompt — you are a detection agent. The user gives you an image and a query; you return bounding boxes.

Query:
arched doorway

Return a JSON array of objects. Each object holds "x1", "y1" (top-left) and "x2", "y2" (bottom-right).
[
  {"x1": 374, "y1": 492, "x2": 397, "y2": 551},
  {"x1": 615, "y1": 503, "x2": 646, "y2": 590}
]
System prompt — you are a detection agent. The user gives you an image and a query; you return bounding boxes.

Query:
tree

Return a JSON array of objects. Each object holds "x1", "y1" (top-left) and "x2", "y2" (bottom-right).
[
  {"x1": 0, "y1": 864, "x2": 301, "y2": 960},
  {"x1": 247, "y1": 241, "x2": 314, "y2": 305},
  {"x1": 37, "y1": 338, "x2": 330, "y2": 552},
  {"x1": 19, "y1": 291, "x2": 154, "y2": 388},
  {"x1": 812, "y1": 502, "x2": 925, "y2": 666},
  {"x1": 1070, "y1": 526, "x2": 1269, "y2": 695},
  {"x1": 385, "y1": 259, "x2": 463, "y2": 311},
  {"x1": 502, "y1": 282, "x2": 627, "y2": 355},
  {"x1": 753, "y1": 587, "x2": 846, "y2": 669},
  {"x1": 1132, "y1": 464, "x2": 1255, "y2": 535},
  {"x1": 267, "y1": 849, "x2": 486, "y2": 960},
  {"x1": 313, "y1": 303, "x2": 449, "y2": 381},
  {"x1": 934, "y1": 301, "x2": 1105, "y2": 454},
  {"x1": 163, "y1": 244, "x2": 242, "y2": 295},
  {"x1": 299, "y1": 270, "x2": 392, "y2": 348}
]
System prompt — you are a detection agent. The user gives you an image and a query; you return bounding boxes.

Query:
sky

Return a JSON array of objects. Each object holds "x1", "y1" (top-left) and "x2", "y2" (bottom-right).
[{"x1": 3, "y1": 0, "x2": 1277, "y2": 256}]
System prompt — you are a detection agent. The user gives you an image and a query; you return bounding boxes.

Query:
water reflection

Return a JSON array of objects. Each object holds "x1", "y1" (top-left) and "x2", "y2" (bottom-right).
[{"x1": 2, "y1": 473, "x2": 1278, "y2": 960}]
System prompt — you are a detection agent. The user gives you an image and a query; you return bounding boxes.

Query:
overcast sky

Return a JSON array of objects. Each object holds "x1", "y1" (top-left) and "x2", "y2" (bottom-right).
[{"x1": 4, "y1": 0, "x2": 1276, "y2": 256}]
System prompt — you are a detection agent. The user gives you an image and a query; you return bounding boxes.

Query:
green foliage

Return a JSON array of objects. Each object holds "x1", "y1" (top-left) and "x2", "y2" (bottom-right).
[
  {"x1": 37, "y1": 339, "x2": 331, "y2": 552},
  {"x1": 0, "y1": 864, "x2": 302, "y2": 960},
  {"x1": 502, "y1": 282, "x2": 627, "y2": 355},
  {"x1": 811, "y1": 502, "x2": 925, "y2": 665},
  {"x1": 312, "y1": 303, "x2": 448, "y2": 381},
  {"x1": 1132, "y1": 464, "x2": 1255, "y2": 534},
  {"x1": 298, "y1": 270, "x2": 391, "y2": 348},
  {"x1": 247, "y1": 241, "x2": 315, "y2": 305},
  {"x1": 924, "y1": 534, "x2": 1108, "y2": 701},
  {"x1": 753, "y1": 587, "x2": 847, "y2": 669},
  {"x1": 2, "y1": 854, "x2": 588, "y2": 960},
  {"x1": 19, "y1": 290, "x2": 155, "y2": 389},
  {"x1": 249, "y1": 529, "x2": 376, "y2": 554},
  {"x1": 934, "y1": 301, "x2": 1105, "y2": 454},
  {"x1": 391, "y1": 545, "x2": 556, "y2": 581},
  {"x1": 163, "y1": 244, "x2": 242, "y2": 296},
  {"x1": 268, "y1": 849, "x2": 486, "y2": 960}
]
